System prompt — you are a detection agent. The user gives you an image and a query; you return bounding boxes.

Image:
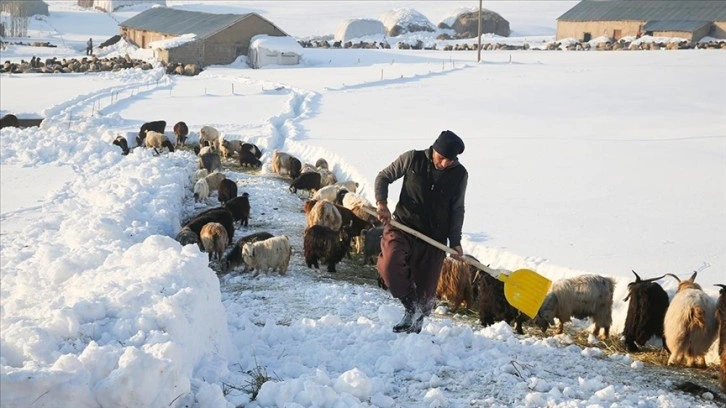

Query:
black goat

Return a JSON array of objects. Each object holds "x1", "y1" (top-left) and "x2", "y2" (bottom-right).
[
  {"x1": 182, "y1": 207, "x2": 234, "y2": 246},
  {"x1": 217, "y1": 178, "x2": 238, "y2": 205},
  {"x1": 303, "y1": 225, "x2": 351, "y2": 273},
  {"x1": 223, "y1": 193, "x2": 250, "y2": 227},
  {"x1": 474, "y1": 263, "x2": 526, "y2": 335},
  {"x1": 241, "y1": 142, "x2": 262, "y2": 159},
  {"x1": 137, "y1": 120, "x2": 166, "y2": 146},
  {"x1": 112, "y1": 135, "x2": 129, "y2": 155},
  {"x1": 239, "y1": 150, "x2": 262, "y2": 168},
  {"x1": 622, "y1": 270, "x2": 675, "y2": 352},
  {"x1": 290, "y1": 172, "x2": 321, "y2": 194}
]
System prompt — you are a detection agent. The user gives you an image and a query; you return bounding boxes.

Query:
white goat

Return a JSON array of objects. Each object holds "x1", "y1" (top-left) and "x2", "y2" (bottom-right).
[
  {"x1": 200, "y1": 125, "x2": 221, "y2": 151},
  {"x1": 306, "y1": 200, "x2": 342, "y2": 231},
  {"x1": 663, "y1": 272, "x2": 718, "y2": 367},
  {"x1": 534, "y1": 274, "x2": 615, "y2": 338},
  {"x1": 193, "y1": 179, "x2": 209, "y2": 203},
  {"x1": 204, "y1": 171, "x2": 226, "y2": 192},
  {"x1": 241, "y1": 235, "x2": 292, "y2": 277}
]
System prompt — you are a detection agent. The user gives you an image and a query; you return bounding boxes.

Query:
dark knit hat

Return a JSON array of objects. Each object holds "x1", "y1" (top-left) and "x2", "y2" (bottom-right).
[{"x1": 432, "y1": 130, "x2": 465, "y2": 160}]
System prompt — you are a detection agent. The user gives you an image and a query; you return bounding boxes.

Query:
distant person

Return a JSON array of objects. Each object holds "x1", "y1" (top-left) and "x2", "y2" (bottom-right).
[
  {"x1": 86, "y1": 38, "x2": 93, "y2": 56},
  {"x1": 374, "y1": 130, "x2": 468, "y2": 334}
]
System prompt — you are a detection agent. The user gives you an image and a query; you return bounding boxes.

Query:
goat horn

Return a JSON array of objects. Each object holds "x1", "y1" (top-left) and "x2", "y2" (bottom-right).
[
  {"x1": 631, "y1": 270, "x2": 641, "y2": 282},
  {"x1": 638, "y1": 273, "x2": 670, "y2": 284},
  {"x1": 688, "y1": 271, "x2": 698, "y2": 282},
  {"x1": 715, "y1": 284, "x2": 726, "y2": 290},
  {"x1": 664, "y1": 273, "x2": 681, "y2": 282}
]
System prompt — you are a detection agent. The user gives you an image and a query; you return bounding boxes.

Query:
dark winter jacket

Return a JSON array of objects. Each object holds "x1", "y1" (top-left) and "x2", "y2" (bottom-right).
[{"x1": 374, "y1": 147, "x2": 467, "y2": 246}]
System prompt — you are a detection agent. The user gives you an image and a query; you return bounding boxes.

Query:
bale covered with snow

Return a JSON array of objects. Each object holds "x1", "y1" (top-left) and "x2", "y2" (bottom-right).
[
  {"x1": 451, "y1": 10, "x2": 510, "y2": 38},
  {"x1": 379, "y1": 8, "x2": 435, "y2": 37},
  {"x1": 334, "y1": 19, "x2": 386, "y2": 42}
]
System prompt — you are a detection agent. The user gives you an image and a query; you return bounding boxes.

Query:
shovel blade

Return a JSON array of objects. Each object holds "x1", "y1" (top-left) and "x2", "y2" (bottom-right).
[{"x1": 499, "y1": 269, "x2": 552, "y2": 319}]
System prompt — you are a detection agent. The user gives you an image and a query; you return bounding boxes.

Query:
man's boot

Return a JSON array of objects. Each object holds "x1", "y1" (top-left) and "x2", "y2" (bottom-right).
[
  {"x1": 406, "y1": 302, "x2": 425, "y2": 334},
  {"x1": 392, "y1": 296, "x2": 416, "y2": 333}
]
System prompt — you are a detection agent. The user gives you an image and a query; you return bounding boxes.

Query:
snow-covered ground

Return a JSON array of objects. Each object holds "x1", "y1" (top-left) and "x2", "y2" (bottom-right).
[{"x1": 1, "y1": 1, "x2": 725, "y2": 407}]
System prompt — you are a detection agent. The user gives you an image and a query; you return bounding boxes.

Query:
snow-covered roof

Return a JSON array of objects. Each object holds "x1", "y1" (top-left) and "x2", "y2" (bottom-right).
[
  {"x1": 249, "y1": 34, "x2": 303, "y2": 54},
  {"x1": 334, "y1": 19, "x2": 386, "y2": 42},
  {"x1": 94, "y1": 0, "x2": 166, "y2": 12},
  {"x1": 148, "y1": 33, "x2": 196, "y2": 50}
]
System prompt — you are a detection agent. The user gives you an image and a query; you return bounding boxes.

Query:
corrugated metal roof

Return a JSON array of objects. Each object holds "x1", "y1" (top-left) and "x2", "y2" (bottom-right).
[
  {"x1": 119, "y1": 7, "x2": 248, "y2": 38},
  {"x1": 558, "y1": 1, "x2": 726, "y2": 22},
  {"x1": 643, "y1": 19, "x2": 711, "y2": 31}
]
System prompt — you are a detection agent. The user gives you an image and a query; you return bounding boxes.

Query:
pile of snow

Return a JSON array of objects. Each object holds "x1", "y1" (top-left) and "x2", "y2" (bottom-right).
[
  {"x1": 379, "y1": 8, "x2": 436, "y2": 36},
  {"x1": 93, "y1": 0, "x2": 166, "y2": 12},
  {"x1": 249, "y1": 34, "x2": 304, "y2": 54},
  {"x1": 334, "y1": 19, "x2": 386, "y2": 42}
]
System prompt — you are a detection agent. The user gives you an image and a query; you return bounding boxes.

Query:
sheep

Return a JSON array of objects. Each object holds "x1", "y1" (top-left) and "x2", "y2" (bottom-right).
[
  {"x1": 622, "y1": 270, "x2": 675, "y2": 352},
  {"x1": 360, "y1": 225, "x2": 383, "y2": 265},
  {"x1": 241, "y1": 142, "x2": 262, "y2": 159},
  {"x1": 182, "y1": 207, "x2": 234, "y2": 246},
  {"x1": 317, "y1": 169, "x2": 337, "y2": 187},
  {"x1": 290, "y1": 171, "x2": 321, "y2": 195},
  {"x1": 173, "y1": 121, "x2": 189, "y2": 146},
  {"x1": 217, "y1": 178, "x2": 238, "y2": 204},
  {"x1": 137, "y1": 120, "x2": 166, "y2": 146},
  {"x1": 145, "y1": 130, "x2": 175, "y2": 152},
  {"x1": 192, "y1": 168, "x2": 209, "y2": 185},
  {"x1": 112, "y1": 135, "x2": 129, "y2": 155},
  {"x1": 239, "y1": 150, "x2": 262, "y2": 168},
  {"x1": 223, "y1": 193, "x2": 250, "y2": 227},
  {"x1": 333, "y1": 180, "x2": 358, "y2": 193},
  {"x1": 271, "y1": 150, "x2": 302, "y2": 179},
  {"x1": 315, "y1": 158, "x2": 329, "y2": 170},
  {"x1": 303, "y1": 225, "x2": 351, "y2": 273},
  {"x1": 534, "y1": 274, "x2": 615, "y2": 338},
  {"x1": 198, "y1": 150, "x2": 222, "y2": 174},
  {"x1": 313, "y1": 185, "x2": 347, "y2": 202},
  {"x1": 193, "y1": 178, "x2": 210, "y2": 203},
  {"x1": 0, "y1": 113, "x2": 19, "y2": 128},
  {"x1": 221, "y1": 139, "x2": 244, "y2": 158},
  {"x1": 436, "y1": 257, "x2": 475, "y2": 312},
  {"x1": 175, "y1": 226, "x2": 199, "y2": 246},
  {"x1": 663, "y1": 272, "x2": 718, "y2": 367},
  {"x1": 474, "y1": 265, "x2": 527, "y2": 335},
  {"x1": 306, "y1": 200, "x2": 342, "y2": 231},
  {"x1": 200, "y1": 222, "x2": 228, "y2": 262},
  {"x1": 200, "y1": 125, "x2": 221, "y2": 151},
  {"x1": 242, "y1": 235, "x2": 292, "y2": 277},
  {"x1": 716, "y1": 284, "x2": 726, "y2": 391},
  {"x1": 221, "y1": 231, "x2": 274, "y2": 272},
  {"x1": 203, "y1": 171, "x2": 226, "y2": 192}
]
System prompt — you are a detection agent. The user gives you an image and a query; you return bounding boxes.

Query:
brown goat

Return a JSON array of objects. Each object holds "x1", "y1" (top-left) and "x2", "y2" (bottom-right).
[
  {"x1": 200, "y1": 222, "x2": 228, "y2": 262},
  {"x1": 303, "y1": 225, "x2": 351, "y2": 273},
  {"x1": 435, "y1": 257, "x2": 475, "y2": 312}
]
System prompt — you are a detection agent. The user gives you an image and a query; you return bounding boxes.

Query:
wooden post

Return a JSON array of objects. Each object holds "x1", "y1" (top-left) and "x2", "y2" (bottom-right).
[{"x1": 477, "y1": 0, "x2": 482, "y2": 63}]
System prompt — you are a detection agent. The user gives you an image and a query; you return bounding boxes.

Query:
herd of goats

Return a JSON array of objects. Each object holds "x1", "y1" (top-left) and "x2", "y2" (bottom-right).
[{"x1": 117, "y1": 120, "x2": 726, "y2": 393}]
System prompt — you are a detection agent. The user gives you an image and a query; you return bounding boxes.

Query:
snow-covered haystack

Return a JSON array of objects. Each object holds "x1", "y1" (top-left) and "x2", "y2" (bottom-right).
[
  {"x1": 448, "y1": 9, "x2": 510, "y2": 38},
  {"x1": 379, "y1": 8, "x2": 435, "y2": 37},
  {"x1": 334, "y1": 19, "x2": 386, "y2": 42}
]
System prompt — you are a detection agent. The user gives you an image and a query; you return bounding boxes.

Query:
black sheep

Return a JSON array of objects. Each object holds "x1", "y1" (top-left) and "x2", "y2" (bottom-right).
[
  {"x1": 622, "y1": 271, "x2": 674, "y2": 352},
  {"x1": 221, "y1": 231, "x2": 274, "y2": 272},
  {"x1": 182, "y1": 207, "x2": 234, "y2": 246},
  {"x1": 173, "y1": 121, "x2": 189, "y2": 147},
  {"x1": 112, "y1": 135, "x2": 130, "y2": 155},
  {"x1": 475, "y1": 262, "x2": 527, "y2": 334},
  {"x1": 223, "y1": 193, "x2": 250, "y2": 227},
  {"x1": 137, "y1": 120, "x2": 166, "y2": 146},
  {"x1": 239, "y1": 150, "x2": 262, "y2": 168},
  {"x1": 217, "y1": 178, "x2": 238, "y2": 205},
  {"x1": 290, "y1": 172, "x2": 321, "y2": 194},
  {"x1": 303, "y1": 225, "x2": 351, "y2": 273},
  {"x1": 241, "y1": 142, "x2": 262, "y2": 159}
]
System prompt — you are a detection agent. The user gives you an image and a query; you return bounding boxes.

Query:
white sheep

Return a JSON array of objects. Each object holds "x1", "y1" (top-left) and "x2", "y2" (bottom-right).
[
  {"x1": 145, "y1": 130, "x2": 175, "y2": 152},
  {"x1": 204, "y1": 171, "x2": 226, "y2": 192},
  {"x1": 307, "y1": 200, "x2": 342, "y2": 231},
  {"x1": 200, "y1": 125, "x2": 221, "y2": 151},
  {"x1": 193, "y1": 178, "x2": 209, "y2": 203},
  {"x1": 200, "y1": 222, "x2": 228, "y2": 262},
  {"x1": 312, "y1": 185, "x2": 347, "y2": 202},
  {"x1": 534, "y1": 274, "x2": 615, "y2": 338},
  {"x1": 192, "y1": 168, "x2": 209, "y2": 185},
  {"x1": 242, "y1": 235, "x2": 292, "y2": 277},
  {"x1": 663, "y1": 272, "x2": 718, "y2": 367}
]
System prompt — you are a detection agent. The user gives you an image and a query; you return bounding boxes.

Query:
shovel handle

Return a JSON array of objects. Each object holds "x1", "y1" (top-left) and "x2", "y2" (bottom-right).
[{"x1": 362, "y1": 206, "x2": 504, "y2": 279}]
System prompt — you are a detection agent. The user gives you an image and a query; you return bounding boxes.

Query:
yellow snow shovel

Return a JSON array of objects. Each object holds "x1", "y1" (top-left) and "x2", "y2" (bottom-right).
[{"x1": 364, "y1": 208, "x2": 551, "y2": 318}]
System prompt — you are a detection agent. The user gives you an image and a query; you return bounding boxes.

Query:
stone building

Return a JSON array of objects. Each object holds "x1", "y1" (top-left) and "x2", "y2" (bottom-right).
[
  {"x1": 556, "y1": 0, "x2": 726, "y2": 42},
  {"x1": 119, "y1": 7, "x2": 289, "y2": 67}
]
